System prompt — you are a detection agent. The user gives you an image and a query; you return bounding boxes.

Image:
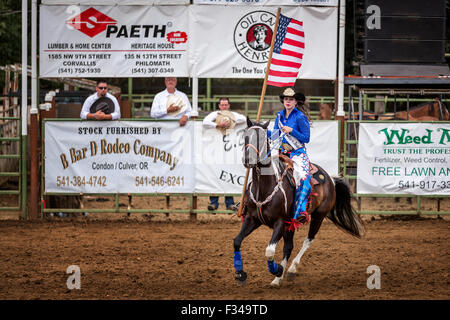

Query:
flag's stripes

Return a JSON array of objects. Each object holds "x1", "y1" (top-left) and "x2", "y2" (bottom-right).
[
  {"x1": 266, "y1": 78, "x2": 297, "y2": 87},
  {"x1": 286, "y1": 27, "x2": 304, "y2": 38},
  {"x1": 267, "y1": 14, "x2": 305, "y2": 87},
  {"x1": 280, "y1": 43, "x2": 304, "y2": 54},
  {"x1": 289, "y1": 19, "x2": 303, "y2": 27},
  {"x1": 280, "y1": 48, "x2": 303, "y2": 60},
  {"x1": 270, "y1": 58, "x2": 302, "y2": 69},
  {"x1": 268, "y1": 70, "x2": 299, "y2": 78},
  {"x1": 286, "y1": 33, "x2": 305, "y2": 44},
  {"x1": 271, "y1": 52, "x2": 302, "y2": 65},
  {"x1": 283, "y1": 38, "x2": 305, "y2": 49},
  {"x1": 269, "y1": 64, "x2": 302, "y2": 74}
]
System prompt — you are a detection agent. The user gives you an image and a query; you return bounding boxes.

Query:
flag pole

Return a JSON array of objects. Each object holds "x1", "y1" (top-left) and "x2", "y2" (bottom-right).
[{"x1": 237, "y1": 7, "x2": 281, "y2": 218}]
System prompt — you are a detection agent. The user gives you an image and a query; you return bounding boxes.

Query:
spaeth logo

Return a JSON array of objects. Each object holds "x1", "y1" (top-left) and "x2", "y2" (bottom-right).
[
  {"x1": 66, "y1": 7, "x2": 167, "y2": 39},
  {"x1": 66, "y1": 7, "x2": 117, "y2": 38}
]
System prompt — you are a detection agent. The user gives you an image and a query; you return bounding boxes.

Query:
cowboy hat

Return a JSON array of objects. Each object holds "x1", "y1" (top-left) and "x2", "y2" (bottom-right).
[
  {"x1": 166, "y1": 94, "x2": 188, "y2": 117},
  {"x1": 215, "y1": 110, "x2": 236, "y2": 135},
  {"x1": 90, "y1": 96, "x2": 115, "y2": 114},
  {"x1": 279, "y1": 87, "x2": 296, "y2": 103}
]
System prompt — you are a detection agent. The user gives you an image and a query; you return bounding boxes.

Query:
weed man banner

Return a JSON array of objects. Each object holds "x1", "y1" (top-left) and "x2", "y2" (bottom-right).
[{"x1": 357, "y1": 123, "x2": 450, "y2": 195}]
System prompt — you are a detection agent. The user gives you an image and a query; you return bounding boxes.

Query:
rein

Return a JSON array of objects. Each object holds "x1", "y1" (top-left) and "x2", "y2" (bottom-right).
[
  {"x1": 245, "y1": 130, "x2": 285, "y2": 162},
  {"x1": 245, "y1": 143, "x2": 259, "y2": 155}
]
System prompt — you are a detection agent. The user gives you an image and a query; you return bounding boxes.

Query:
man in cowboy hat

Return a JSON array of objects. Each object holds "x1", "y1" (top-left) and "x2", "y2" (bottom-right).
[
  {"x1": 80, "y1": 80, "x2": 121, "y2": 120},
  {"x1": 203, "y1": 97, "x2": 246, "y2": 211},
  {"x1": 151, "y1": 77, "x2": 192, "y2": 127}
]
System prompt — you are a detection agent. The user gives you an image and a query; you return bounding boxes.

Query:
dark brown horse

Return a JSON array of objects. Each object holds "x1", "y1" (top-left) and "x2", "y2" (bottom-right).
[
  {"x1": 391, "y1": 99, "x2": 449, "y2": 121},
  {"x1": 233, "y1": 118, "x2": 365, "y2": 286}
]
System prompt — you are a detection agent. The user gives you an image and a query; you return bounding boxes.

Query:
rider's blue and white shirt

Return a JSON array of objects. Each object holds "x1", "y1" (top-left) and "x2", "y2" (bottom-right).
[{"x1": 273, "y1": 107, "x2": 310, "y2": 153}]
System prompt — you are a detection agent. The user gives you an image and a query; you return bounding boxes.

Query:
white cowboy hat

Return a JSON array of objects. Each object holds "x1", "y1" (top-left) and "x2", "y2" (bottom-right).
[
  {"x1": 216, "y1": 110, "x2": 236, "y2": 135},
  {"x1": 166, "y1": 94, "x2": 188, "y2": 117}
]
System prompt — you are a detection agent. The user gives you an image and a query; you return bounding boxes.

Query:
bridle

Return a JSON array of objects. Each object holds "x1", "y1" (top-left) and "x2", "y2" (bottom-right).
[
  {"x1": 244, "y1": 125, "x2": 290, "y2": 225},
  {"x1": 244, "y1": 126, "x2": 268, "y2": 166}
]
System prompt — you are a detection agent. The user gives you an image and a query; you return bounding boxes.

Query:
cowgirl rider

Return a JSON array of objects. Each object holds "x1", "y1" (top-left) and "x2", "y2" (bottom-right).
[{"x1": 273, "y1": 87, "x2": 312, "y2": 228}]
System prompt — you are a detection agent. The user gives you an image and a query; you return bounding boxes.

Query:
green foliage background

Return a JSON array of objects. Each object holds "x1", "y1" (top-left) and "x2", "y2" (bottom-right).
[{"x1": 0, "y1": 0, "x2": 25, "y2": 66}]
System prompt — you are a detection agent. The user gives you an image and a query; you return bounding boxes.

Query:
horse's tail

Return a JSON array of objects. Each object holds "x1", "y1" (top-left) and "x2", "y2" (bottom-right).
[{"x1": 328, "y1": 177, "x2": 365, "y2": 238}]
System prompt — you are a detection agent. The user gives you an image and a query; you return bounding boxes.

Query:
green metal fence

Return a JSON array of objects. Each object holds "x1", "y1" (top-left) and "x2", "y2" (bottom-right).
[
  {"x1": 39, "y1": 116, "x2": 449, "y2": 218},
  {"x1": 0, "y1": 98, "x2": 25, "y2": 218},
  {"x1": 129, "y1": 93, "x2": 450, "y2": 122}
]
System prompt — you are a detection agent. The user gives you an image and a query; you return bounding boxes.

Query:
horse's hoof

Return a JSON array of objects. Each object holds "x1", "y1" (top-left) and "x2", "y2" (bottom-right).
[
  {"x1": 235, "y1": 270, "x2": 247, "y2": 285},
  {"x1": 270, "y1": 279, "x2": 281, "y2": 287},
  {"x1": 285, "y1": 272, "x2": 296, "y2": 281},
  {"x1": 274, "y1": 265, "x2": 284, "y2": 278}
]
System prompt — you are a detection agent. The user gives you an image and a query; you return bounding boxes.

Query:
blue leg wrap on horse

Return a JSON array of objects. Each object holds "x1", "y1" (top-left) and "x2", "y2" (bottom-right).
[
  {"x1": 234, "y1": 251, "x2": 243, "y2": 271},
  {"x1": 267, "y1": 260, "x2": 278, "y2": 274}
]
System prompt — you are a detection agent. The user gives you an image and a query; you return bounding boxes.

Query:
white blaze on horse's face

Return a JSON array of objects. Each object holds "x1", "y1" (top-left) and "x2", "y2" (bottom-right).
[{"x1": 243, "y1": 126, "x2": 268, "y2": 168}]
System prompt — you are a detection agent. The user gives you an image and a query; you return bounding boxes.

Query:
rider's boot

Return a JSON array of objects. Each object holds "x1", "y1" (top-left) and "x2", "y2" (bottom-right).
[{"x1": 292, "y1": 177, "x2": 312, "y2": 225}]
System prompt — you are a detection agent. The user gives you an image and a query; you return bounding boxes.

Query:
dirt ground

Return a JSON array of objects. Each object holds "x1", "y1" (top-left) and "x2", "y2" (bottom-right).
[{"x1": 0, "y1": 194, "x2": 448, "y2": 300}]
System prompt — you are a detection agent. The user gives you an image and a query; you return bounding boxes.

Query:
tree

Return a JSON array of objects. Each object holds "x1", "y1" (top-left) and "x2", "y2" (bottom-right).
[{"x1": 0, "y1": 1, "x2": 25, "y2": 66}]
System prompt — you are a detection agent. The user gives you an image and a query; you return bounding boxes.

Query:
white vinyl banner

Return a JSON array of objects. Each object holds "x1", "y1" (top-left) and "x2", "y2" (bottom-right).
[
  {"x1": 195, "y1": 120, "x2": 339, "y2": 194},
  {"x1": 189, "y1": 5, "x2": 337, "y2": 79},
  {"x1": 306, "y1": 120, "x2": 339, "y2": 177},
  {"x1": 42, "y1": 1, "x2": 189, "y2": 4},
  {"x1": 45, "y1": 120, "x2": 339, "y2": 194},
  {"x1": 45, "y1": 121, "x2": 195, "y2": 193},
  {"x1": 268, "y1": 120, "x2": 339, "y2": 175},
  {"x1": 193, "y1": 0, "x2": 338, "y2": 6},
  {"x1": 40, "y1": 5, "x2": 189, "y2": 77},
  {"x1": 357, "y1": 123, "x2": 450, "y2": 195},
  {"x1": 194, "y1": 122, "x2": 247, "y2": 194}
]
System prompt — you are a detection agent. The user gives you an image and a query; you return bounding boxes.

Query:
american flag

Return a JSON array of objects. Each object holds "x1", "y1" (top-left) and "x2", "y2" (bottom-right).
[{"x1": 267, "y1": 14, "x2": 305, "y2": 87}]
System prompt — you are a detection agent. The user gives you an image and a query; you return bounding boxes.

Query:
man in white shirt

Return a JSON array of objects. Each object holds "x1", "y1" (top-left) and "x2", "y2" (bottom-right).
[
  {"x1": 203, "y1": 97, "x2": 246, "y2": 211},
  {"x1": 151, "y1": 77, "x2": 191, "y2": 127},
  {"x1": 80, "y1": 80, "x2": 121, "y2": 120}
]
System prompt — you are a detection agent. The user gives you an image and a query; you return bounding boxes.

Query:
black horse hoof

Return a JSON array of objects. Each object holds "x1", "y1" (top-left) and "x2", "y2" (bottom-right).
[
  {"x1": 235, "y1": 270, "x2": 247, "y2": 285},
  {"x1": 286, "y1": 272, "x2": 296, "y2": 281},
  {"x1": 275, "y1": 264, "x2": 284, "y2": 278}
]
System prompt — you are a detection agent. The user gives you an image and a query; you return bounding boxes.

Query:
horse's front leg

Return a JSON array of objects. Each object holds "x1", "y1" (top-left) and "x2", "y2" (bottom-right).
[
  {"x1": 286, "y1": 212, "x2": 325, "y2": 281},
  {"x1": 265, "y1": 219, "x2": 285, "y2": 286},
  {"x1": 271, "y1": 228, "x2": 294, "y2": 287},
  {"x1": 233, "y1": 214, "x2": 261, "y2": 285}
]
